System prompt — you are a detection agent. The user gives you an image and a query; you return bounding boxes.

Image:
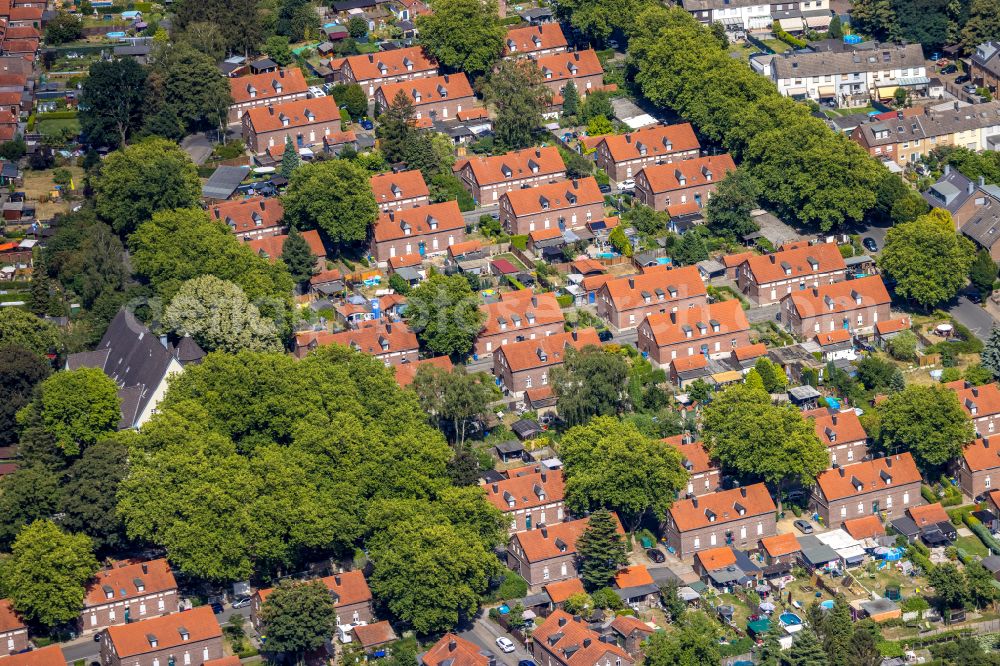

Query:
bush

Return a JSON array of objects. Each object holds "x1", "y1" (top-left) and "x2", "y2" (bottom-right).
[
  {"x1": 487, "y1": 571, "x2": 528, "y2": 602},
  {"x1": 556, "y1": 294, "x2": 573, "y2": 308},
  {"x1": 510, "y1": 235, "x2": 528, "y2": 250},
  {"x1": 921, "y1": 484, "x2": 937, "y2": 504},
  {"x1": 719, "y1": 637, "x2": 755, "y2": 657},
  {"x1": 878, "y1": 641, "x2": 904, "y2": 658},
  {"x1": 772, "y1": 20, "x2": 808, "y2": 48},
  {"x1": 901, "y1": 596, "x2": 930, "y2": 613},
  {"x1": 36, "y1": 110, "x2": 78, "y2": 120}
]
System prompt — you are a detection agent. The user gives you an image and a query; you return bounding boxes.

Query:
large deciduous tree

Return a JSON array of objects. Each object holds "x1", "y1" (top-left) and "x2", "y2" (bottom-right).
[
  {"x1": 969, "y1": 248, "x2": 997, "y2": 301},
  {"x1": 704, "y1": 166, "x2": 760, "y2": 239},
  {"x1": 481, "y1": 59, "x2": 551, "y2": 150},
  {"x1": 259, "y1": 580, "x2": 337, "y2": 661},
  {"x1": 417, "y1": 0, "x2": 504, "y2": 78},
  {"x1": 0, "y1": 466, "x2": 61, "y2": 549},
  {"x1": 551, "y1": 347, "x2": 629, "y2": 426},
  {"x1": 60, "y1": 439, "x2": 131, "y2": 553},
  {"x1": 575, "y1": 508, "x2": 628, "y2": 590},
  {"x1": 281, "y1": 159, "x2": 378, "y2": 250},
  {"x1": 874, "y1": 384, "x2": 973, "y2": 473},
  {"x1": 162, "y1": 275, "x2": 283, "y2": 353},
  {"x1": 0, "y1": 308, "x2": 62, "y2": 358},
  {"x1": 148, "y1": 42, "x2": 233, "y2": 135},
  {"x1": 1, "y1": 520, "x2": 99, "y2": 627},
  {"x1": 0, "y1": 345, "x2": 51, "y2": 446},
  {"x1": 79, "y1": 59, "x2": 148, "y2": 148},
  {"x1": 94, "y1": 139, "x2": 201, "y2": 236},
  {"x1": 559, "y1": 416, "x2": 688, "y2": 530},
  {"x1": 411, "y1": 365, "x2": 499, "y2": 446},
  {"x1": 404, "y1": 274, "x2": 485, "y2": 357},
  {"x1": 643, "y1": 611, "x2": 720, "y2": 666},
  {"x1": 16, "y1": 367, "x2": 121, "y2": 457},
  {"x1": 702, "y1": 382, "x2": 827, "y2": 510},
  {"x1": 879, "y1": 210, "x2": 975, "y2": 309}
]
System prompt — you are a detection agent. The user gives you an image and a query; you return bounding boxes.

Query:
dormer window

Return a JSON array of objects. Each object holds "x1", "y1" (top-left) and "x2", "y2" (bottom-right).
[
  {"x1": 683, "y1": 324, "x2": 693, "y2": 339},
  {"x1": 134, "y1": 578, "x2": 145, "y2": 592},
  {"x1": 537, "y1": 348, "x2": 547, "y2": 362},
  {"x1": 147, "y1": 634, "x2": 158, "y2": 648},
  {"x1": 511, "y1": 314, "x2": 522, "y2": 327},
  {"x1": 702, "y1": 166, "x2": 713, "y2": 181},
  {"x1": 251, "y1": 211, "x2": 263, "y2": 226},
  {"x1": 675, "y1": 169, "x2": 686, "y2": 186},
  {"x1": 696, "y1": 322, "x2": 707, "y2": 334},
  {"x1": 412, "y1": 89, "x2": 422, "y2": 103},
  {"x1": 529, "y1": 159, "x2": 540, "y2": 173},
  {"x1": 710, "y1": 319, "x2": 720, "y2": 333},
  {"x1": 427, "y1": 215, "x2": 438, "y2": 230},
  {"x1": 378, "y1": 336, "x2": 390, "y2": 351},
  {"x1": 642, "y1": 290, "x2": 651, "y2": 304},
  {"x1": 305, "y1": 109, "x2": 315, "y2": 122},
  {"x1": 824, "y1": 295, "x2": 835, "y2": 311},
  {"x1": 279, "y1": 113, "x2": 289, "y2": 127},
  {"x1": 734, "y1": 502, "x2": 746, "y2": 516},
  {"x1": 662, "y1": 137, "x2": 672, "y2": 151},
  {"x1": 968, "y1": 399, "x2": 978, "y2": 415},
  {"x1": 503, "y1": 490, "x2": 515, "y2": 508},
  {"x1": 103, "y1": 585, "x2": 114, "y2": 600},
  {"x1": 247, "y1": 84, "x2": 257, "y2": 98},
  {"x1": 391, "y1": 183, "x2": 402, "y2": 199},
  {"x1": 540, "y1": 195, "x2": 550, "y2": 210},
  {"x1": 566, "y1": 191, "x2": 576, "y2": 204},
  {"x1": 706, "y1": 509, "x2": 716, "y2": 522},
  {"x1": 668, "y1": 286, "x2": 678, "y2": 298},
  {"x1": 401, "y1": 221, "x2": 412, "y2": 236},
  {"x1": 825, "y1": 427, "x2": 836, "y2": 442},
  {"x1": 273, "y1": 80, "x2": 282, "y2": 94},
  {"x1": 637, "y1": 141, "x2": 647, "y2": 156},
  {"x1": 533, "y1": 483, "x2": 546, "y2": 500},
  {"x1": 655, "y1": 288, "x2": 665, "y2": 301},
  {"x1": 532, "y1": 35, "x2": 541, "y2": 47},
  {"x1": 880, "y1": 469, "x2": 892, "y2": 485},
  {"x1": 498, "y1": 316, "x2": 508, "y2": 330},
  {"x1": 851, "y1": 475, "x2": 863, "y2": 493},
  {"x1": 807, "y1": 256, "x2": 818, "y2": 270},
  {"x1": 501, "y1": 164, "x2": 513, "y2": 178},
  {"x1": 377, "y1": 61, "x2": 387, "y2": 74},
  {"x1": 507, "y1": 39, "x2": 516, "y2": 51},
  {"x1": 526, "y1": 311, "x2": 535, "y2": 324},
  {"x1": 555, "y1": 538, "x2": 568, "y2": 552},
  {"x1": 403, "y1": 57, "x2": 413, "y2": 71},
  {"x1": 781, "y1": 260, "x2": 792, "y2": 276},
  {"x1": 542, "y1": 67, "x2": 553, "y2": 79},
  {"x1": 851, "y1": 289, "x2": 862, "y2": 305},
  {"x1": 178, "y1": 627, "x2": 189, "y2": 642}
]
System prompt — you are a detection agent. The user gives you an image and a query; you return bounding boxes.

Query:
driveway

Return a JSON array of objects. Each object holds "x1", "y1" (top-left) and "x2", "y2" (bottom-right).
[
  {"x1": 181, "y1": 132, "x2": 214, "y2": 165},
  {"x1": 949, "y1": 294, "x2": 997, "y2": 341},
  {"x1": 459, "y1": 612, "x2": 533, "y2": 666}
]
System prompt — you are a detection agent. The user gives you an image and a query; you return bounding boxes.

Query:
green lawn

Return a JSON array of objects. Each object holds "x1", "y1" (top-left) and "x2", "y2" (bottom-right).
[
  {"x1": 955, "y1": 534, "x2": 990, "y2": 558},
  {"x1": 37, "y1": 117, "x2": 80, "y2": 138},
  {"x1": 761, "y1": 39, "x2": 792, "y2": 53}
]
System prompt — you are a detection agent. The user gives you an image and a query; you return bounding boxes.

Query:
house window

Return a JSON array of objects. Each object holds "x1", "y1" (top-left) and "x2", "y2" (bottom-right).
[
  {"x1": 903, "y1": 491, "x2": 910, "y2": 505},
  {"x1": 987, "y1": 476, "x2": 992, "y2": 489},
  {"x1": 886, "y1": 495, "x2": 893, "y2": 508},
  {"x1": 740, "y1": 525, "x2": 746, "y2": 539},
  {"x1": 857, "y1": 502, "x2": 864, "y2": 514},
  {"x1": 158, "y1": 599, "x2": 165, "y2": 612},
  {"x1": 840, "y1": 506, "x2": 847, "y2": 518},
  {"x1": 847, "y1": 448, "x2": 854, "y2": 461},
  {"x1": 756, "y1": 522, "x2": 763, "y2": 535},
  {"x1": 560, "y1": 563, "x2": 567, "y2": 576},
  {"x1": 543, "y1": 567, "x2": 550, "y2": 580},
  {"x1": 693, "y1": 536, "x2": 700, "y2": 549},
  {"x1": 710, "y1": 533, "x2": 717, "y2": 545}
]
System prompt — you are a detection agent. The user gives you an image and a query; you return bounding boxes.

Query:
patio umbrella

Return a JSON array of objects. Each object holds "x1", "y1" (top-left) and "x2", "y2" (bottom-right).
[{"x1": 759, "y1": 601, "x2": 776, "y2": 613}]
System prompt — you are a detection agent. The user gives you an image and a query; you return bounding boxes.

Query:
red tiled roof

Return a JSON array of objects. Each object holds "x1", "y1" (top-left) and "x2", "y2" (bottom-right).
[
  {"x1": 571, "y1": 258, "x2": 605, "y2": 276},
  {"x1": 422, "y1": 633, "x2": 489, "y2": 666},
  {"x1": 529, "y1": 227, "x2": 564, "y2": 242},
  {"x1": 376, "y1": 73, "x2": 475, "y2": 108},
  {"x1": 741, "y1": 242, "x2": 846, "y2": 285},
  {"x1": 459, "y1": 146, "x2": 565, "y2": 187},
  {"x1": 661, "y1": 436, "x2": 716, "y2": 474},
  {"x1": 310, "y1": 268, "x2": 342, "y2": 285},
  {"x1": 643, "y1": 299, "x2": 749, "y2": 349},
  {"x1": 257, "y1": 571, "x2": 372, "y2": 607},
  {"x1": 609, "y1": 615, "x2": 653, "y2": 637},
  {"x1": 990, "y1": 489, "x2": 1000, "y2": 511},
  {"x1": 876, "y1": 316, "x2": 911, "y2": 335},
  {"x1": 534, "y1": 49, "x2": 604, "y2": 84},
  {"x1": 247, "y1": 230, "x2": 324, "y2": 259},
  {"x1": 598, "y1": 123, "x2": 700, "y2": 163},
  {"x1": 513, "y1": 514, "x2": 623, "y2": 562},
  {"x1": 760, "y1": 533, "x2": 801, "y2": 557},
  {"x1": 295, "y1": 321, "x2": 418, "y2": 357},
  {"x1": 786, "y1": 276, "x2": 890, "y2": 319},
  {"x1": 780, "y1": 240, "x2": 811, "y2": 252},
  {"x1": 456, "y1": 107, "x2": 489, "y2": 121},
  {"x1": 0, "y1": 599, "x2": 23, "y2": 633},
  {"x1": 106, "y1": 606, "x2": 220, "y2": 659},
  {"x1": 963, "y1": 437, "x2": 1000, "y2": 472},
  {"x1": 245, "y1": 96, "x2": 340, "y2": 132},
  {"x1": 1, "y1": 39, "x2": 36, "y2": 53},
  {"x1": 0, "y1": 645, "x2": 64, "y2": 666},
  {"x1": 504, "y1": 23, "x2": 567, "y2": 56},
  {"x1": 229, "y1": 68, "x2": 308, "y2": 104},
  {"x1": 637, "y1": 154, "x2": 735, "y2": 194},
  {"x1": 533, "y1": 611, "x2": 630, "y2": 666},
  {"x1": 497, "y1": 327, "x2": 600, "y2": 373},
  {"x1": 842, "y1": 515, "x2": 885, "y2": 540},
  {"x1": 394, "y1": 356, "x2": 453, "y2": 387},
  {"x1": 544, "y1": 578, "x2": 585, "y2": 603},
  {"x1": 373, "y1": 200, "x2": 464, "y2": 243},
  {"x1": 448, "y1": 239, "x2": 482, "y2": 257},
  {"x1": 388, "y1": 253, "x2": 423, "y2": 269},
  {"x1": 695, "y1": 546, "x2": 737, "y2": 571},
  {"x1": 205, "y1": 657, "x2": 242, "y2": 666},
  {"x1": 815, "y1": 453, "x2": 921, "y2": 502},
  {"x1": 670, "y1": 354, "x2": 707, "y2": 373},
  {"x1": 502, "y1": 176, "x2": 603, "y2": 217},
  {"x1": 949, "y1": 381, "x2": 1000, "y2": 419},
  {"x1": 908, "y1": 502, "x2": 949, "y2": 527},
  {"x1": 600, "y1": 265, "x2": 705, "y2": 312},
  {"x1": 210, "y1": 197, "x2": 283, "y2": 235},
  {"x1": 84, "y1": 559, "x2": 177, "y2": 608},
  {"x1": 370, "y1": 169, "x2": 429, "y2": 206},
  {"x1": 614, "y1": 565, "x2": 653, "y2": 589},
  {"x1": 7, "y1": 6, "x2": 42, "y2": 21},
  {"x1": 810, "y1": 409, "x2": 867, "y2": 447},
  {"x1": 582, "y1": 274, "x2": 615, "y2": 292},
  {"x1": 480, "y1": 289, "x2": 564, "y2": 337},
  {"x1": 484, "y1": 468, "x2": 565, "y2": 513},
  {"x1": 733, "y1": 343, "x2": 767, "y2": 361},
  {"x1": 722, "y1": 251, "x2": 754, "y2": 269},
  {"x1": 668, "y1": 484, "x2": 775, "y2": 532},
  {"x1": 353, "y1": 621, "x2": 396, "y2": 648},
  {"x1": 815, "y1": 329, "x2": 852, "y2": 346},
  {"x1": 343, "y1": 46, "x2": 436, "y2": 82},
  {"x1": 491, "y1": 259, "x2": 518, "y2": 274}
]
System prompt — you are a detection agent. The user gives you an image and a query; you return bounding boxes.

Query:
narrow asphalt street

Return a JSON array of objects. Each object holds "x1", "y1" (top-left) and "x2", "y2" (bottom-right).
[
  {"x1": 949, "y1": 294, "x2": 997, "y2": 342},
  {"x1": 459, "y1": 612, "x2": 532, "y2": 666}
]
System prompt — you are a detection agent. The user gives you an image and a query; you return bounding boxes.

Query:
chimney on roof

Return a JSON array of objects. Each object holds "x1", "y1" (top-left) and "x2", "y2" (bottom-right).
[
  {"x1": 279, "y1": 69, "x2": 285, "y2": 78},
  {"x1": 985, "y1": 437, "x2": 991, "y2": 449},
  {"x1": 449, "y1": 639, "x2": 457, "y2": 652},
  {"x1": 839, "y1": 467, "x2": 845, "y2": 477},
  {"x1": 334, "y1": 574, "x2": 342, "y2": 585},
  {"x1": 492, "y1": 482, "x2": 499, "y2": 492},
  {"x1": 628, "y1": 277, "x2": 635, "y2": 289},
  {"x1": 625, "y1": 133, "x2": 632, "y2": 143},
  {"x1": 541, "y1": 471, "x2": 547, "y2": 482},
  {"x1": 886, "y1": 456, "x2": 893, "y2": 467},
  {"x1": 583, "y1": 638, "x2": 592, "y2": 648},
  {"x1": 573, "y1": 615, "x2": 583, "y2": 623},
  {"x1": 558, "y1": 617, "x2": 567, "y2": 627},
  {"x1": 368, "y1": 54, "x2": 374, "y2": 62},
  {"x1": 268, "y1": 105, "x2": 274, "y2": 115},
  {"x1": 769, "y1": 255, "x2": 775, "y2": 264},
  {"x1": 740, "y1": 487, "x2": 747, "y2": 498},
  {"x1": 692, "y1": 497, "x2": 698, "y2": 508},
  {"x1": 974, "y1": 387, "x2": 980, "y2": 397},
  {"x1": 670, "y1": 311, "x2": 676, "y2": 324},
  {"x1": 141, "y1": 563, "x2": 148, "y2": 574},
  {"x1": 535, "y1": 148, "x2": 541, "y2": 158},
  {"x1": 541, "y1": 527, "x2": 548, "y2": 538},
  {"x1": 444, "y1": 74, "x2": 449, "y2": 83}
]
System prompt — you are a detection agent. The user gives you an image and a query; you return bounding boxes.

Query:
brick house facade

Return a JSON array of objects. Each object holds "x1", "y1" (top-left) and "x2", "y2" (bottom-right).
[
  {"x1": 0, "y1": 600, "x2": 27, "y2": 657},
  {"x1": 595, "y1": 265, "x2": 707, "y2": 331},
  {"x1": 475, "y1": 290, "x2": 564, "y2": 356},
  {"x1": 503, "y1": 23, "x2": 568, "y2": 58},
  {"x1": 374, "y1": 74, "x2": 476, "y2": 122},
  {"x1": 947, "y1": 381, "x2": 1000, "y2": 438},
  {"x1": 82, "y1": 560, "x2": 178, "y2": 634},
  {"x1": 456, "y1": 147, "x2": 566, "y2": 204},
  {"x1": 532, "y1": 49, "x2": 606, "y2": 103},
  {"x1": 370, "y1": 200, "x2": 466, "y2": 264},
  {"x1": 101, "y1": 606, "x2": 222, "y2": 666},
  {"x1": 633, "y1": 154, "x2": 735, "y2": 216},
  {"x1": 494, "y1": 328, "x2": 601, "y2": 395},
  {"x1": 340, "y1": 47, "x2": 438, "y2": 98},
  {"x1": 636, "y1": 299, "x2": 750, "y2": 369},
  {"x1": 370, "y1": 170, "x2": 429, "y2": 212},
  {"x1": 780, "y1": 275, "x2": 891, "y2": 338},
  {"x1": 594, "y1": 124, "x2": 700, "y2": 183},
  {"x1": 662, "y1": 434, "x2": 721, "y2": 497},
  {"x1": 227, "y1": 68, "x2": 309, "y2": 123},
  {"x1": 736, "y1": 242, "x2": 846, "y2": 306},
  {"x1": 508, "y1": 515, "x2": 623, "y2": 587},
  {"x1": 811, "y1": 453, "x2": 923, "y2": 528},
  {"x1": 956, "y1": 437, "x2": 1000, "y2": 499},
  {"x1": 483, "y1": 467, "x2": 566, "y2": 533},
  {"x1": 532, "y1": 611, "x2": 633, "y2": 666},
  {"x1": 242, "y1": 96, "x2": 342, "y2": 154},
  {"x1": 663, "y1": 484, "x2": 777, "y2": 559},
  {"x1": 806, "y1": 408, "x2": 870, "y2": 467},
  {"x1": 292, "y1": 321, "x2": 419, "y2": 365},
  {"x1": 251, "y1": 571, "x2": 373, "y2": 631},
  {"x1": 209, "y1": 197, "x2": 284, "y2": 241},
  {"x1": 499, "y1": 177, "x2": 604, "y2": 236}
]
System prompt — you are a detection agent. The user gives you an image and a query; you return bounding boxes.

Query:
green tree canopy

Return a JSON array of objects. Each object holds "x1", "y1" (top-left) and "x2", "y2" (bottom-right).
[
  {"x1": 875, "y1": 384, "x2": 973, "y2": 472},
  {"x1": 16, "y1": 367, "x2": 121, "y2": 457},
  {"x1": 60, "y1": 439, "x2": 131, "y2": 553},
  {"x1": 704, "y1": 166, "x2": 760, "y2": 238},
  {"x1": 481, "y1": 59, "x2": 551, "y2": 150},
  {"x1": 983, "y1": 326, "x2": 1000, "y2": 381},
  {"x1": 559, "y1": 416, "x2": 688, "y2": 529},
  {"x1": 552, "y1": 346, "x2": 629, "y2": 426},
  {"x1": 404, "y1": 274, "x2": 485, "y2": 357},
  {"x1": 643, "y1": 611, "x2": 721, "y2": 666},
  {"x1": 44, "y1": 12, "x2": 83, "y2": 44},
  {"x1": 969, "y1": 248, "x2": 997, "y2": 300},
  {"x1": 0, "y1": 466, "x2": 61, "y2": 549},
  {"x1": 281, "y1": 159, "x2": 378, "y2": 249},
  {"x1": 417, "y1": 0, "x2": 504, "y2": 78},
  {"x1": 702, "y1": 382, "x2": 827, "y2": 509},
  {"x1": 94, "y1": 139, "x2": 201, "y2": 236},
  {"x1": 575, "y1": 508, "x2": 628, "y2": 590},
  {"x1": 260, "y1": 580, "x2": 337, "y2": 659},
  {"x1": 280, "y1": 226, "x2": 316, "y2": 285},
  {"x1": 1, "y1": 520, "x2": 99, "y2": 627},
  {"x1": 879, "y1": 210, "x2": 976, "y2": 308},
  {"x1": 411, "y1": 365, "x2": 500, "y2": 446},
  {"x1": 0, "y1": 345, "x2": 51, "y2": 446},
  {"x1": 79, "y1": 59, "x2": 148, "y2": 148},
  {"x1": 149, "y1": 42, "x2": 233, "y2": 134},
  {"x1": 0, "y1": 308, "x2": 62, "y2": 358}
]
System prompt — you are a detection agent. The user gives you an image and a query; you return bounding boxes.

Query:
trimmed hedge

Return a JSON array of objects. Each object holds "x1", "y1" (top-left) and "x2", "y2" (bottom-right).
[
  {"x1": 36, "y1": 111, "x2": 78, "y2": 120},
  {"x1": 510, "y1": 235, "x2": 528, "y2": 250},
  {"x1": 772, "y1": 21, "x2": 807, "y2": 48},
  {"x1": 964, "y1": 513, "x2": 1000, "y2": 555},
  {"x1": 556, "y1": 294, "x2": 573, "y2": 308}
]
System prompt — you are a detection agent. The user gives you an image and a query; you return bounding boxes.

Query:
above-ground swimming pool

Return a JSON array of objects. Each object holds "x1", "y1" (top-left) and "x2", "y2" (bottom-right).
[
  {"x1": 820, "y1": 600, "x2": 835, "y2": 610},
  {"x1": 106, "y1": 31, "x2": 126, "y2": 38},
  {"x1": 779, "y1": 612, "x2": 802, "y2": 627}
]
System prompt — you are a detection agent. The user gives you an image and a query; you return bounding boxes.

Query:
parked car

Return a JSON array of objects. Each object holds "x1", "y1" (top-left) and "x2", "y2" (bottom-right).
[
  {"x1": 862, "y1": 237, "x2": 878, "y2": 253},
  {"x1": 963, "y1": 83, "x2": 979, "y2": 95},
  {"x1": 794, "y1": 519, "x2": 814, "y2": 534},
  {"x1": 231, "y1": 596, "x2": 251, "y2": 609},
  {"x1": 619, "y1": 178, "x2": 636, "y2": 191},
  {"x1": 598, "y1": 329, "x2": 614, "y2": 342},
  {"x1": 210, "y1": 602, "x2": 225, "y2": 614},
  {"x1": 93, "y1": 631, "x2": 103, "y2": 643},
  {"x1": 956, "y1": 74, "x2": 971, "y2": 84},
  {"x1": 496, "y1": 637, "x2": 516, "y2": 653},
  {"x1": 519, "y1": 660, "x2": 537, "y2": 666},
  {"x1": 941, "y1": 64, "x2": 957, "y2": 74},
  {"x1": 598, "y1": 183, "x2": 612, "y2": 194},
  {"x1": 646, "y1": 548, "x2": 666, "y2": 563},
  {"x1": 360, "y1": 118, "x2": 374, "y2": 130}
]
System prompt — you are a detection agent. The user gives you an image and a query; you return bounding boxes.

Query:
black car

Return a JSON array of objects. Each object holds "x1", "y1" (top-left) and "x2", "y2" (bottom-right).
[
  {"x1": 956, "y1": 74, "x2": 971, "y2": 84},
  {"x1": 519, "y1": 661, "x2": 538, "y2": 666},
  {"x1": 598, "y1": 183, "x2": 612, "y2": 194},
  {"x1": 862, "y1": 237, "x2": 878, "y2": 253},
  {"x1": 941, "y1": 64, "x2": 957, "y2": 74},
  {"x1": 598, "y1": 329, "x2": 614, "y2": 342},
  {"x1": 210, "y1": 602, "x2": 225, "y2": 614},
  {"x1": 646, "y1": 548, "x2": 666, "y2": 563}
]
